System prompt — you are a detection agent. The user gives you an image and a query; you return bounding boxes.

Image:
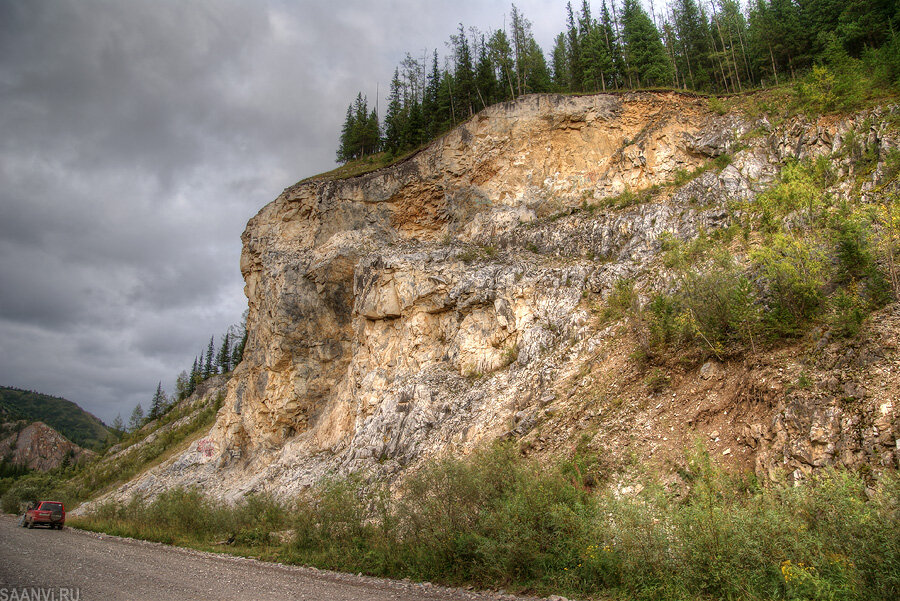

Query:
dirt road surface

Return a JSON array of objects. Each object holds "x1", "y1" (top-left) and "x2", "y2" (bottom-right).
[{"x1": 0, "y1": 515, "x2": 544, "y2": 601}]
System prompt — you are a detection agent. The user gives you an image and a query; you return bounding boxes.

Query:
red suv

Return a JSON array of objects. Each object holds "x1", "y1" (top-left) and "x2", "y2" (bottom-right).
[{"x1": 22, "y1": 501, "x2": 66, "y2": 529}]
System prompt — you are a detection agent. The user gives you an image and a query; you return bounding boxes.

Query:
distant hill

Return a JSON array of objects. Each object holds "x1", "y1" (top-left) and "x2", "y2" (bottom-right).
[{"x1": 0, "y1": 387, "x2": 112, "y2": 450}]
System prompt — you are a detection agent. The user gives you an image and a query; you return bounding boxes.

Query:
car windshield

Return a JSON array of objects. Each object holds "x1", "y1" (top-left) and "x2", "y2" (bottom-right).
[{"x1": 40, "y1": 503, "x2": 62, "y2": 511}]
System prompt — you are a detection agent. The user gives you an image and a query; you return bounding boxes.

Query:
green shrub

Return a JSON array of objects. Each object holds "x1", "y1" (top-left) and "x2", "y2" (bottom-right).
[
  {"x1": 708, "y1": 96, "x2": 727, "y2": 115},
  {"x1": 644, "y1": 367, "x2": 670, "y2": 392},
  {"x1": 678, "y1": 254, "x2": 760, "y2": 353},
  {"x1": 73, "y1": 444, "x2": 900, "y2": 601},
  {"x1": 660, "y1": 230, "x2": 712, "y2": 270},
  {"x1": 638, "y1": 253, "x2": 758, "y2": 358},
  {"x1": 755, "y1": 160, "x2": 826, "y2": 231},
  {"x1": 866, "y1": 33, "x2": 900, "y2": 88},
  {"x1": 752, "y1": 234, "x2": 827, "y2": 336},
  {"x1": 795, "y1": 65, "x2": 840, "y2": 114},
  {"x1": 600, "y1": 278, "x2": 638, "y2": 323}
]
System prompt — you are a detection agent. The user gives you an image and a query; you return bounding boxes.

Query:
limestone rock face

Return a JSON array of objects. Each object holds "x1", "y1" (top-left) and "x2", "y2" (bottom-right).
[
  {"x1": 213, "y1": 93, "x2": 718, "y2": 490},
  {"x1": 108, "y1": 93, "x2": 899, "y2": 501},
  {"x1": 1, "y1": 422, "x2": 95, "y2": 471}
]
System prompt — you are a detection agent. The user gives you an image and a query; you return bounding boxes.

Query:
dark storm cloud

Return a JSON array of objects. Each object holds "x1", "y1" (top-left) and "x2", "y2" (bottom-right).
[{"x1": 0, "y1": 0, "x2": 565, "y2": 421}]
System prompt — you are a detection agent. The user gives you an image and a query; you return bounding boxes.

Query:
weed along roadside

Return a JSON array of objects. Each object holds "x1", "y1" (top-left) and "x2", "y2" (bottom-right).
[{"x1": 69, "y1": 444, "x2": 900, "y2": 601}]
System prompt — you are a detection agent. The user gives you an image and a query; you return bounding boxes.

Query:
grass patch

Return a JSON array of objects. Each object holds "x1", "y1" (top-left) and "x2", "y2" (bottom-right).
[{"x1": 298, "y1": 148, "x2": 420, "y2": 183}]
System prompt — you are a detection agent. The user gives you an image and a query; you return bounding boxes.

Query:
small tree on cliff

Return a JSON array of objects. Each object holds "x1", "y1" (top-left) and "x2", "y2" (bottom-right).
[
  {"x1": 148, "y1": 382, "x2": 167, "y2": 420},
  {"x1": 217, "y1": 332, "x2": 232, "y2": 374},
  {"x1": 127, "y1": 403, "x2": 144, "y2": 432},
  {"x1": 203, "y1": 336, "x2": 216, "y2": 378},
  {"x1": 110, "y1": 414, "x2": 124, "y2": 434}
]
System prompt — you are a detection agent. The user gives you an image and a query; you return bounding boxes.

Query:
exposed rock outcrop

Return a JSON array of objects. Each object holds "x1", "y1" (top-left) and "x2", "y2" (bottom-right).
[
  {"x1": 104, "y1": 93, "x2": 899, "y2": 501},
  {"x1": 1, "y1": 421, "x2": 95, "y2": 471}
]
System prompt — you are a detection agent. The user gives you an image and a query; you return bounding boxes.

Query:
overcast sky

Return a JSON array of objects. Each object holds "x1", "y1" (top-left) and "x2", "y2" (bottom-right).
[{"x1": 0, "y1": 0, "x2": 570, "y2": 423}]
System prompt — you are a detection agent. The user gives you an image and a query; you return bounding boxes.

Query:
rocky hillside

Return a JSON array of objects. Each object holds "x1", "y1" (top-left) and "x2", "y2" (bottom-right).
[
  {"x1": 101, "y1": 91, "x2": 900, "y2": 502},
  {"x1": 1, "y1": 421, "x2": 95, "y2": 471},
  {"x1": 0, "y1": 387, "x2": 112, "y2": 450}
]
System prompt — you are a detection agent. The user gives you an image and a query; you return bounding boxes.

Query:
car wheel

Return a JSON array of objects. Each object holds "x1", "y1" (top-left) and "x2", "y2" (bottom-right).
[{"x1": 26, "y1": 520, "x2": 33, "y2": 529}]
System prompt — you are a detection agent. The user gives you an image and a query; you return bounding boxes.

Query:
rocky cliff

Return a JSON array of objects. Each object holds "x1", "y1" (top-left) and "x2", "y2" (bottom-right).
[{"x1": 106, "y1": 92, "x2": 900, "y2": 502}]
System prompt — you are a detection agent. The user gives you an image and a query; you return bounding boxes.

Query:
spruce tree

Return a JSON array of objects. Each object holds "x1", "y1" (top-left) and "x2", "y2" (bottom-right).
[
  {"x1": 566, "y1": 1, "x2": 583, "y2": 91},
  {"x1": 204, "y1": 336, "x2": 215, "y2": 378},
  {"x1": 488, "y1": 29, "x2": 516, "y2": 100},
  {"x1": 474, "y1": 35, "x2": 499, "y2": 107},
  {"x1": 621, "y1": 0, "x2": 673, "y2": 87},
  {"x1": 383, "y1": 69, "x2": 405, "y2": 155},
  {"x1": 366, "y1": 107, "x2": 381, "y2": 155},
  {"x1": 336, "y1": 104, "x2": 356, "y2": 163},
  {"x1": 175, "y1": 370, "x2": 190, "y2": 401},
  {"x1": 149, "y1": 382, "x2": 166, "y2": 420},
  {"x1": 127, "y1": 403, "x2": 144, "y2": 432},
  {"x1": 406, "y1": 100, "x2": 424, "y2": 148},
  {"x1": 217, "y1": 332, "x2": 231, "y2": 374},
  {"x1": 673, "y1": 0, "x2": 714, "y2": 90},
  {"x1": 189, "y1": 356, "x2": 200, "y2": 393},
  {"x1": 599, "y1": 0, "x2": 624, "y2": 89},
  {"x1": 231, "y1": 329, "x2": 247, "y2": 368},
  {"x1": 524, "y1": 38, "x2": 552, "y2": 93},
  {"x1": 423, "y1": 51, "x2": 442, "y2": 138},
  {"x1": 509, "y1": 4, "x2": 532, "y2": 95},
  {"x1": 452, "y1": 24, "x2": 476, "y2": 118},
  {"x1": 582, "y1": 17, "x2": 614, "y2": 91},
  {"x1": 551, "y1": 32, "x2": 571, "y2": 91}
]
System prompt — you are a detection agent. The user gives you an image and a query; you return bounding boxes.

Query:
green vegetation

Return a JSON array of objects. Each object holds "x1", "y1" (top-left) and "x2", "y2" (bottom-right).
[
  {"x1": 635, "y1": 149, "x2": 898, "y2": 362},
  {"x1": 72, "y1": 444, "x2": 900, "y2": 601},
  {"x1": 333, "y1": 0, "x2": 899, "y2": 176},
  {"x1": 0, "y1": 392, "x2": 223, "y2": 514},
  {"x1": 0, "y1": 387, "x2": 112, "y2": 450},
  {"x1": 599, "y1": 278, "x2": 638, "y2": 323}
]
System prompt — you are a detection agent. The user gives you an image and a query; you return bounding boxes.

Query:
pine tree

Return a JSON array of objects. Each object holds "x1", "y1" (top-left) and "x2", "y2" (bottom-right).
[
  {"x1": 488, "y1": 28, "x2": 516, "y2": 100},
  {"x1": 566, "y1": 1, "x2": 583, "y2": 91},
  {"x1": 149, "y1": 382, "x2": 166, "y2": 420},
  {"x1": 175, "y1": 370, "x2": 191, "y2": 401},
  {"x1": 127, "y1": 403, "x2": 144, "y2": 432},
  {"x1": 217, "y1": 332, "x2": 232, "y2": 374},
  {"x1": 111, "y1": 414, "x2": 124, "y2": 434},
  {"x1": 451, "y1": 24, "x2": 476, "y2": 118},
  {"x1": 231, "y1": 329, "x2": 247, "y2": 368},
  {"x1": 474, "y1": 34, "x2": 499, "y2": 107},
  {"x1": 204, "y1": 336, "x2": 215, "y2": 378},
  {"x1": 620, "y1": 0, "x2": 673, "y2": 87},
  {"x1": 551, "y1": 32, "x2": 570, "y2": 91}
]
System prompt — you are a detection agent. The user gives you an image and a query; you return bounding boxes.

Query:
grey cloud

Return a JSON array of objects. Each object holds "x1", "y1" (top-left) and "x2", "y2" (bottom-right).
[{"x1": 0, "y1": 0, "x2": 566, "y2": 422}]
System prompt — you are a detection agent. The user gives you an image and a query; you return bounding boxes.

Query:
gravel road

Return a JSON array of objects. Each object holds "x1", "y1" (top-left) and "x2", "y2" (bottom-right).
[{"x1": 0, "y1": 515, "x2": 545, "y2": 601}]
